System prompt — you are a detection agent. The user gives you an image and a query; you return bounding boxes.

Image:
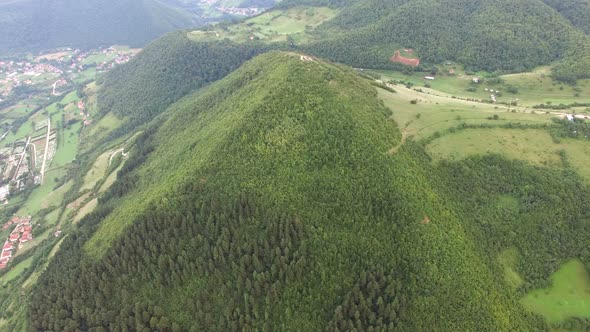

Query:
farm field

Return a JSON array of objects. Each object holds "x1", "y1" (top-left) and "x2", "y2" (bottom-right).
[
  {"x1": 187, "y1": 7, "x2": 337, "y2": 43},
  {"x1": 80, "y1": 149, "x2": 113, "y2": 191},
  {"x1": 0, "y1": 256, "x2": 33, "y2": 286},
  {"x1": 424, "y1": 129, "x2": 590, "y2": 182},
  {"x1": 377, "y1": 87, "x2": 553, "y2": 140},
  {"x1": 16, "y1": 168, "x2": 67, "y2": 215},
  {"x1": 521, "y1": 260, "x2": 590, "y2": 323},
  {"x1": 426, "y1": 128, "x2": 562, "y2": 167},
  {"x1": 375, "y1": 67, "x2": 590, "y2": 108}
]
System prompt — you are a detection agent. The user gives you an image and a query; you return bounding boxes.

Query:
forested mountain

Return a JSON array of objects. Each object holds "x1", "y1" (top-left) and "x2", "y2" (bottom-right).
[
  {"x1": 0, "y1": 0, "x2": 197, "y2": 54},
  {"x1": 95, "y1": 0, "x2": 590, "y2": 128},
  {"x1": 28, "y1": 52, "x2": 590, "y2": 331},
  {"x1": 300, "y1": 0, "x2": 590, "y2": 82},
  {"x1": 97, "y1": 32, "x2": 271, "y2": 134},
  {"x1": 543, "y1": 0, "x2": 590, "y2": 34}
]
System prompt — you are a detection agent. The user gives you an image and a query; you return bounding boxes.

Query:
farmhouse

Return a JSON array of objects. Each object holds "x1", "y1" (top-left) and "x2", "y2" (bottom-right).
[
  {"x1": 2, "y1": 241, "x2": 13, "y2": 251},
  {"x1": 567, "y1": 114, "x2": 574, "y2": 121},
  {"x1": 424, "y1": 76, "x2": 435, "y2": 80},
  {"x1": 1, "y1": 250, "x2": 11, "y2": 259},
  {"x1": 9, "y1": 233, "x2": 19, "y2": 242},
  {"x1": 20, "y1": 231, "x2": 32, "y2": 243}
]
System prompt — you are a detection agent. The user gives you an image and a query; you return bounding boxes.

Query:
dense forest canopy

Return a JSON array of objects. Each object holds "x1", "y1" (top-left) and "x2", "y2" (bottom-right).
[
  {"x1": 300, "y1": 0, "x2": 590, "y2": 82},
  {"x1": 97, "y1": 31, "x2": 271, "y2": 135}
]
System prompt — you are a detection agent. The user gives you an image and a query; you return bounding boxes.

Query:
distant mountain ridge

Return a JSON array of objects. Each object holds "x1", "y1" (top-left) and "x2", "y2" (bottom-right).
[{"x1": 0, "y1": 0, "x2": 280, "y2": 55}]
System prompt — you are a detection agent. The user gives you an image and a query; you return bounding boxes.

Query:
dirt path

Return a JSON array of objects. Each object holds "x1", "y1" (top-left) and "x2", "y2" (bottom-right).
[
  {"x1": 108, "y1": 148, "x2": 127, "y2": 166},
  {"x1": 388, "y1": 128, "x2": 409, "y2": 155}
]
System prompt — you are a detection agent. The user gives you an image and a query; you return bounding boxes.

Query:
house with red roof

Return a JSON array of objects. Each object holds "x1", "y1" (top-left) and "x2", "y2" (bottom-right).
[
  {"x1": 1, "y1": 250, "x2": 11, "y2": 259},
  {"x1": 20, "y1": 231, "x2": 32, "y2": 243},
  {"x1": 2, "y1": 242, "x2": 13, "y2": 251},
  {"x1": 9, "y1": 233, "x2": 19, "y2": 242},
  {"x1": 0, "y1": 257, "x2": 8, "y2": 269}
]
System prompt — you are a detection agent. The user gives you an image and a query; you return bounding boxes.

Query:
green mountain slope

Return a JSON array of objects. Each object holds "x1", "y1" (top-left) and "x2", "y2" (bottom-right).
[
  {"x1": 543, "y1": 0, "x2": 590, "y2": 34},
  {"x1": 28, "y1": 51, "x2": 590, "y2": 331},
  {"x1": 302, "y1": 0, "x2": 590, "y2": 81},
  {"x1": 0, "y1": 0, "x2": 197, "y2": 54},
  {"x1": 96, "y1": 0, "x2": 590, "y2": 132},
  {"x1": 97, "y1": 31, "x2": 270, "y2": 136}
]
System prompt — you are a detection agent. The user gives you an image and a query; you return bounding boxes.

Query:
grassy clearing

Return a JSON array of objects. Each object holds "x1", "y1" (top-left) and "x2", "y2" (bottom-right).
[
  {"x1": 187, "y1": 7, "x2": 337, "y2": 43},
  {"x1": 83, "y1": 112, "x2": 125, "y2": 147},
  {"x1": 521, "y1": 259, "x2": 590, "y2": 323},
  {"x1": 98, "y1": 162, "x2": 124, "y2": 194},
  {"x1": 74, "y1": 198, "x2": 97, "y2": 224},
  {"x1": 73, "y1": 68, "x2": 97, "y2": 83},
  {"x1": 501, "y1": 68, "x2": 590, "y2": 106},
  {"x1": 497, "y1": 247, "x2": 523, "y2": 290},
  {"x1": 80, "y1": 150, "x2": 111, "y2": 191},
  {"x1": 561, "y1": 139, "x2": 590, "y2": 183},
  {"x1": 426, "y1": 128, "x2": 562, "y2": 167},
  {"x1": 43, "y1": 208, "x2": 60, "y2": 227},
  {"x1": 0, "y1": 256, "x2": 33, "y2": 286},
  {"x1": 378, "y1": 87, "x2": 553, "y2": 140},
  {"x1": 41, "y1": 180, "x2": 72, "y2": 210},
  {"x1": 16, "y1": 168, "x2": 66, "y2": 215},
  {"x1": 52, "y1": 120, "x2": 82, "y2": 167},
  {"x1": 375, "y1": 67, "x2": 590, "y2": 107},
  {"x1": 425, "y1": 128, "x2": 590, "y2": 182}
]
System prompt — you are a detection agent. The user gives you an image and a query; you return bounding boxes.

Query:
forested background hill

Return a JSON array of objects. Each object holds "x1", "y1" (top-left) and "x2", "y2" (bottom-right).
[
  {"x1": 300, "y1": 0, "x2": 590, "y2": 82},
  {"x1": 0, "y1": 0, "x2": 280, "y2": 55},
  {"x1": 95, "y1": 0, "x2": 590, "y2": 134}
]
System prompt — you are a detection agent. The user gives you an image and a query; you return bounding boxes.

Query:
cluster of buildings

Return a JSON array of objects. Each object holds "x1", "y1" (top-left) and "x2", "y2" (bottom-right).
[
  {"x1": 0, "y1": 119, "x2": 55, "y2": 202},
  {"x1": 0, "y1": 46, "x2": 137, "y2": 102},
  {"x1": 96, "y1": 47, "x2": 133, "y2": 71},
  {"x1": 1, "y1": 216, "x2": 33, "y2": 269},
  {"x1": 0, "y1": 61, "x2": 63, "y2": 99},
  {"x1": 77, "y1": 100, "x2": 92, "y2": 126},
  {"x1": 216, "y1": 6, "x2": 263, "y2": 16}
]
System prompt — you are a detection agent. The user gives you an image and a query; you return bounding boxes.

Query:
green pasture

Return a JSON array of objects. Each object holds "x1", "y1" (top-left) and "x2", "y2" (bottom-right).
[{"x1": 522, "y1": 260, "x2": 590, "y2": 323}]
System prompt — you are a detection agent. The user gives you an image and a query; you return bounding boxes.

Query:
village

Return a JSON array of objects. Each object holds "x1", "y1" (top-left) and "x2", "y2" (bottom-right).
[
  {"x1": 0, "y1": 46, "x2": 136, "y2": 103},
  {"x1": 0, "y1": 216, "x2": 33, "y2": 269}
]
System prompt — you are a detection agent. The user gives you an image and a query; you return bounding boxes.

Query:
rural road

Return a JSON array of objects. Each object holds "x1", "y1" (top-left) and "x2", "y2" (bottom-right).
[
  {"x1": 13, "y1": 136, "x2": 31, "y2": 181},
  {"x1": 40, "y1": 117, "x2": 51, "y2": 184},
  {"x1": 108, "y1": 148, "x2": 127, "y2": 166}
]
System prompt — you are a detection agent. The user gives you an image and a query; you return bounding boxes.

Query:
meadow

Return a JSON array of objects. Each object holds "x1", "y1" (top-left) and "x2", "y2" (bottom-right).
[
  {"x1": 521, "y1": 260, "x2": 590, "y2": 323},
  {"x1": 375, "y1": 67, "x2": 590, "y2": 108},
  {"x1": 377, "y1": 86, "x2": 553, "y2": 140},
  {"x1": 187, "y1": 7, "x2": 337, "y2": 43}
]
